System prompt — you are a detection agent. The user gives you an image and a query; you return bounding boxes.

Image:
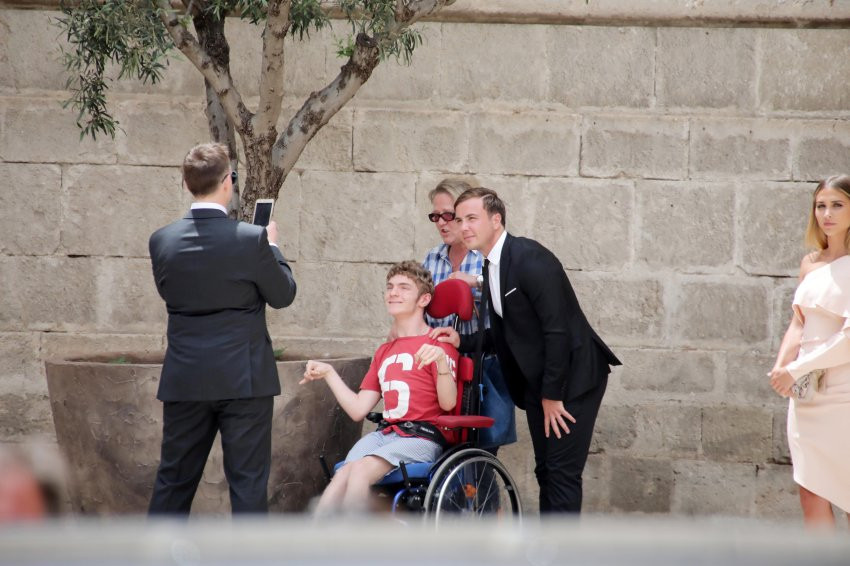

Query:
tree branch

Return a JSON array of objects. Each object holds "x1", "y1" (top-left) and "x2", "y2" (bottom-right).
[
  {"x1": 156, "y1": 0, "x2": 254, "y2": 134},
  {"x1": 253, "y1": 0, "x2": 293, "y2": 137},
  {"x1": 271, "y1": 0, "x2": 455, "y2": 183},
  {"x1": 271, "y1": 32, "x2": 379, "y2": 179}
]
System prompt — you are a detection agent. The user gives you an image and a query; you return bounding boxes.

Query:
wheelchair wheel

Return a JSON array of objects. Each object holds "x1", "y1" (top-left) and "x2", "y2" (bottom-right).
[{"x1": 423, "y1": 449, "x2": 522, "y2": 523}]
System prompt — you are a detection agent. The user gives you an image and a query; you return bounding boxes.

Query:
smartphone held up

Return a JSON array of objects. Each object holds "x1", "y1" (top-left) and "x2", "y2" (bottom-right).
[{"x1": 252, "y1": 199, "x2": 274, "y2": 226}]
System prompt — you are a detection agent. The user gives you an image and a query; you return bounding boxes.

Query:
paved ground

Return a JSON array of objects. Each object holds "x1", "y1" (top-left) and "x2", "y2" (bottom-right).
[{"x1": 1, "y1": 514, "x2": 848, "y2": 565}]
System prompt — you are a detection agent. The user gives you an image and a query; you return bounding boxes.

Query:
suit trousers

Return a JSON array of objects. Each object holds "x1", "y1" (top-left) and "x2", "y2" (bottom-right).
[
  {"x1": 148, "y1": 396, "x2": 274, "y2": 515},
  {"x1": 524, "y1": 374, "x2": 607, "y2": 513}
]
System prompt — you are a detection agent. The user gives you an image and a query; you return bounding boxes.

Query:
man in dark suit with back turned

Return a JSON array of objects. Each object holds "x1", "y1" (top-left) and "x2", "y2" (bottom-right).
[
  {"x1": 148, "y1": 143, "x2": 296, "y2": 515},
  {"x1": 432, "y1": 187, "x2": 620, "y2": 513}
]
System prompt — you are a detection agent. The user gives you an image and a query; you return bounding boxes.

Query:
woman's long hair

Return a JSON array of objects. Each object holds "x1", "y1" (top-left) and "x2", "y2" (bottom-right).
[{"x1": 804, "y1": 175, "x2": 850, "y2": 252}]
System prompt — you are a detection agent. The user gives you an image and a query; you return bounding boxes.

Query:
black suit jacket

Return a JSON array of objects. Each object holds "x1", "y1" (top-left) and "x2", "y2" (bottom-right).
[
  {"x1": 462, "y1": 233, "x2": 620, "y2": 409},
  {"x1": 149, "y1": 208, "x2": 296, "y2": 402}
]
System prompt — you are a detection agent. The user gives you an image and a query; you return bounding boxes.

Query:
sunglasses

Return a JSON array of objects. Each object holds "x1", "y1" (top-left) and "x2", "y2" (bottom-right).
[
  {"x1": 222, "y1": 171, "x2": 238, "y2": 184},
  {"x1": 428, "y1": 211, "x2": 456, "y2": 223}
]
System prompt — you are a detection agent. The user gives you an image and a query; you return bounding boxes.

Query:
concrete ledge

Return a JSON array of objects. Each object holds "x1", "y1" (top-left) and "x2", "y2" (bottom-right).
[{"x1": 8, "y1": 0, "x2": 850, "y2": 28}]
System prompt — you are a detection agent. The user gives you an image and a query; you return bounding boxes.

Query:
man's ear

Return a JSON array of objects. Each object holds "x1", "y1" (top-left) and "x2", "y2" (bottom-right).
[{"x1": 417, "y1": 292, "x2": 432, "y2": 309}]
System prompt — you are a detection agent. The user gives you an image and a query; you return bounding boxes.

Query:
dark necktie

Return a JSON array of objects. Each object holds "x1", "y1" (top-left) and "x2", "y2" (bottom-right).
[{"x1": 479, "y1": 258, "x2": 490, "y2": 330}]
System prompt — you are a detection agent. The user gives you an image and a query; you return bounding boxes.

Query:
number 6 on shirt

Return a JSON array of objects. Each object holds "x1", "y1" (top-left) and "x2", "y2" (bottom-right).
[{"x1": 377, "y1": 353, "x2": 412, "y2": 419}]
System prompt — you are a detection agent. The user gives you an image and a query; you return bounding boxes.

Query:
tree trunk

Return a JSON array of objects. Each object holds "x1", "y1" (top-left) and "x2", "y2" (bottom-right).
[{"x1": 193, "y1": 8, "x2": 241, "y2": 217}]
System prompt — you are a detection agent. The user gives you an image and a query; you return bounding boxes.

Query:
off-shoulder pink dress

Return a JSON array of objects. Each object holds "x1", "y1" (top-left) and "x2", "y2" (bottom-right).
[{"x1": 787, "y1": 255, "x2": 850, "y2": 512}]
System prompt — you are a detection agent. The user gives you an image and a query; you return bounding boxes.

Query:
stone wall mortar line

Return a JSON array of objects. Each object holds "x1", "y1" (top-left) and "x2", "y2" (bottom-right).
[{"x1": 7, "y1": 1, "x2": 850, "y2": 29}]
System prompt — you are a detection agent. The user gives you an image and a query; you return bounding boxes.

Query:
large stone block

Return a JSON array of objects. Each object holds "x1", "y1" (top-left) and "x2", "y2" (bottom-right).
[
  {"x1": 738, "y1": 182, "x2": 810, "y2": 276},
  {"x1": 299, "y1": 171, "x2": 416, "y2": 262},
  {"x1": 0, "y1": 332, "x2": 43, "y2": 397},
  {"x1": 793, "y1": 120, "x2": 850, "y2": 182},
  {"x1": 618, "y1": 348, "x2": 717, "y2": 395},
  {"x1": 582, "y1": 454, "x2": 610, "y2": 513},
  {"x1": 690, "y1": 119, "x2": 792, "y2": 180},
  {"x1": 285, "y1": 107, "x2": 353, "y2": 173},
  {"x1": 469, "y1": 111, "x2": 580, "y2": 176},
  {"x1": 61, "y1": 165, "x2": 184, "y2": 257},
  {"x1": 440, "y1": 22, "x2": 547, "y2": 102},
  {"x1": 0, "y1": 256, "x2": 98, "y2": 332},
  {"x1": 609, "y1": 456, "x2": 673, "y2": 513},
  {"x1": 771, "y1": 279, "x2": 798, "y2": 353},
  {"x1": 357, "y1": 23, "x2": 442, "y2": 101},
  {"x1": 590, "y1": 404, "x2": 637, "y2": 454},
  {"x1": 771, "y1": 406, "x2": 791, "y2": 465},
  {"x1": 267, "y1": 261, "x2": 389, "y2": 338},
  {"x1": 0, "y1": 163, "x2": 61, "y2": 255},
  {"x1": 0, "y1": 9, "x2": 68, "y2": 92},
  {"x1": 702, "y1": 405, "x2": 773, "y2": 463},
  {"x1": 760, "y1": 29, "x2": 850, "y2": 112},
  {"x1": 581, "y1": 115, "x2": 688, "y2": 180},
  {"x1": 547, "y1": 26, "x2": 654, "y2": 108},
  {"x1": 353, "y1": 109, "x2": 468, "y2": 173},
  {"x1": 632, "y1": 404, "x2": 702, "y2": 458},
  {"x1": 270, "y1": 172, "x2": 301, "y2": 261},
  {"x1": 725, "y1": 350, "x2": 787, "y2": 408},
  {"x1": 114, "y1": 100, "x2": 209, "y2": 166},
  {"x1": 636, "y1": 181, "x2": 734, "y2": 270},
  {"x1": 0, "y1": 393, "x2": 54, "y2": 441},
  {"x1": 754, "y1": 463, "x2": 800, "y2": 519},
  {"x1": 657, "y1": 28, "x2": 756, "y2": 109},
  {"x1": 671, "y1": 279, "x2": 769, "y2": 346},
  {"x1": 525, "y1": 178, "x2": 632, "y2": 270},
  {"x1": 671, "y1": 460, "x2": 756, "y2": 515},
  {"x1": 571, "y1": 274, "x2": 664, "y2": 344},
  {"x1": 0, "y1": 98, "x2": 117, "y2": 164},
  {"x1": 95, "y1": 258, "x2": 167, "y2": 334}
]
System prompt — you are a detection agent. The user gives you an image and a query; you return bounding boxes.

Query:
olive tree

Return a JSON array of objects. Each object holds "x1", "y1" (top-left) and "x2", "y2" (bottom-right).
[{"x1": 57, "y1": 0, "x2": 455, "y2": 219}]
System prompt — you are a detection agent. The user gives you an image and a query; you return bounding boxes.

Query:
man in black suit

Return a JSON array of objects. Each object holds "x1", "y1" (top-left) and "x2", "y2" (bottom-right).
[
  {"x1": 148, "y1": 143, "x2": 296, "y2": 515},
  {"x1": 432, "y1": 187, "x2": 620, "y2": 513}
]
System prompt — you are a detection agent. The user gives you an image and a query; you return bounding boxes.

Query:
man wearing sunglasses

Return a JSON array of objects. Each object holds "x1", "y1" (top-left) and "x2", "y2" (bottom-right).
[{"x1": 148, "y1": 143, "x2": 296, "y2": 515}]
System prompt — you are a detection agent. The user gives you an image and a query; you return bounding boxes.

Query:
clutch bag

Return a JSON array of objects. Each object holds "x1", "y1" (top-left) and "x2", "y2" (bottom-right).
[{"x1": 791, "y1": 369, "x2": 825, "y2": 402}]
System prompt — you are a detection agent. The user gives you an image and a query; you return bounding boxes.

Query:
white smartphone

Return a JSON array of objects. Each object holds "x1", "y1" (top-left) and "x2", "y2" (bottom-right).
[{"x1": 252, "y1": 199, "x2": 274, "y2": 226}]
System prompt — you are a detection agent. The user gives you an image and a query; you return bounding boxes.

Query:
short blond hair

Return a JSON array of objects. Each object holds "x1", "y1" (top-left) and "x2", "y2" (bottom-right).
[
  {"x1": 805, "y1": 175, "x2": 850, "y2": 252},
  {"x1": 427, "y1": 177, "x2": 479, "y2": 204},
  {"x1": 386, "y1": 261, "x2": 434, "y2": 298}
]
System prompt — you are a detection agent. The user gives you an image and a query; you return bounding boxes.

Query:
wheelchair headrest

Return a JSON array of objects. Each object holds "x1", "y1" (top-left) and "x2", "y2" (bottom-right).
[{"x1": 427, "y1": 279, "x2": 474, "y2": 321}]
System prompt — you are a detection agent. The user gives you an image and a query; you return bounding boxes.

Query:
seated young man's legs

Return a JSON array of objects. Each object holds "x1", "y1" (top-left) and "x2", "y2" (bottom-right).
[{"x1": 316, "y1": 431, "x2": 443, "y2": 514}]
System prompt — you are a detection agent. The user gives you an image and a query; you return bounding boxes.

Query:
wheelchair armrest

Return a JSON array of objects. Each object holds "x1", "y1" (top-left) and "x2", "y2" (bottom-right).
[
  {"x1": 366, "y1": 412, "x2": 383, "y2": 424},
  {"x1": 435, "y1": 415, "x2": 494, "y2": 430}
]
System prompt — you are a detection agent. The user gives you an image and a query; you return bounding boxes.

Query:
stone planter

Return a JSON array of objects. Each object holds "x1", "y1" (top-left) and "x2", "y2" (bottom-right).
[{"x1": 44, "y1": 352, "x2": 370, "y2": 514}]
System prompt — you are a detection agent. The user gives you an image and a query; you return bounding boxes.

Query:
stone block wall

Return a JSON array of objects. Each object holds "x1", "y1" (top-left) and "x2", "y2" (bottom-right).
[{"x1": 2, "y1": 2, "x2": 849, "y2": 518}]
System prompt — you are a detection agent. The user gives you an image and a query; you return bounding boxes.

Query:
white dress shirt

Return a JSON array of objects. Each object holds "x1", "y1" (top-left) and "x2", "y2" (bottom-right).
[
  {"x1": 190, "y1": 202, "x2": 228, "y2": 214},
  {"x1": 486, "y1": 230, "x2": 508, "y2": 317}
]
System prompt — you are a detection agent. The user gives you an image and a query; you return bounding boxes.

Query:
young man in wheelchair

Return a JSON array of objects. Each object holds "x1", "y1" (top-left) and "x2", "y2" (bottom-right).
[{"x1": 301, "y1": 261, "x2": 459, "y2": 515}]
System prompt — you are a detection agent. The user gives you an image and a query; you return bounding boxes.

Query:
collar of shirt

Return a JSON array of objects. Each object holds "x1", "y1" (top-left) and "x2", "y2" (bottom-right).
[
  {"x1": 191, "y1": 202, "x2": 228, "y2": 215},
  {"x1": 487, "y1": 230, "x2": 508, "y2": 267}
]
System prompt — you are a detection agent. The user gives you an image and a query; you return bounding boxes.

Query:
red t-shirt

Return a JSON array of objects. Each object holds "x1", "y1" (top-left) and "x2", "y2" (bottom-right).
[{"x1": 361, "y1": 335, "x2": 459, "y2": 438}]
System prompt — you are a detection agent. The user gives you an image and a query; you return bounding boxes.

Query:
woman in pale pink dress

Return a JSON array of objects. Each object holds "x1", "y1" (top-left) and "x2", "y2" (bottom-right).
[{"x1": 770, "y1": 175, "x2": 850, "y2": 528}]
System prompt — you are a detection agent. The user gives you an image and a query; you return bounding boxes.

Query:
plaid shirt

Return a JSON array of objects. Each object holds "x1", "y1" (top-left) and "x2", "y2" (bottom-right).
[{"x1": 422, "y1": 243, "x2": 484, "y2": 336}]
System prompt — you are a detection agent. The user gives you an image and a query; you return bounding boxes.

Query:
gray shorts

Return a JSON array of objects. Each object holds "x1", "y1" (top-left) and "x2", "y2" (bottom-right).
[{"x1": 344, "y1": 430, "x2": 443, "y2": 468}]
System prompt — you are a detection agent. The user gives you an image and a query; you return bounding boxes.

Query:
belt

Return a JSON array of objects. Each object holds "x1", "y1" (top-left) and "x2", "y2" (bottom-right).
[{"x1": 377, "y1": 419, "x2": 448, "y2": 449}]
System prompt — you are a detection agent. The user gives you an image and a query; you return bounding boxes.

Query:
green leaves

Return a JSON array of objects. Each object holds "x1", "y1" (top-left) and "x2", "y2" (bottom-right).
[
  {"x1": 338, "y1": 0, "x2": 423, "y2": 64},
  {"x1": 290, "y1": 0, "x2": 330, "y2": 40},
  {"x1": 57, "y1": 0, "x2": 174, "y2": 140}
]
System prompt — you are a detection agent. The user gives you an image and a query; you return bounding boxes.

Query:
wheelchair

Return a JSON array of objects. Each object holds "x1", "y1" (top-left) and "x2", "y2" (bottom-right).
[{"x1": 321, "y1": 279, "x2": 523, "y2": 523}]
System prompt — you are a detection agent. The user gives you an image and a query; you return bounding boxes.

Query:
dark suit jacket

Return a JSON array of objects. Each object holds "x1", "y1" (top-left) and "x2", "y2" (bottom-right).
[
  {"x1": 462, "y1": 233, "x2": 620, "y2": 409},
  {"x1": 149, "y1": 208, "x2": 296, "y2": 402}
]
